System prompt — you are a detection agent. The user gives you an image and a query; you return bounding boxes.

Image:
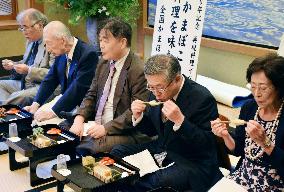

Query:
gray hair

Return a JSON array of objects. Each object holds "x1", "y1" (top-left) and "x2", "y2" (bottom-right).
[
  {"x1": 44, "y1": 21, "x2": 73, "y2": 41},
  {"x1": 144, "y1": 54, "x2": 181, "y2": 82},
  {"x1": 16, "y1": 8, "x2": 48, "y2": 26}
]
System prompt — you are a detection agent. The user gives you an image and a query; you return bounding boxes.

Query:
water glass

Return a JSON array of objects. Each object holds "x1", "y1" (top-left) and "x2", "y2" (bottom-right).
[
  {"x1": 57, "y1": 154, "x2": 67, "y2": 170},
  {"x1": 9, "y1": 123, "x2": 18, "y2": 138}
]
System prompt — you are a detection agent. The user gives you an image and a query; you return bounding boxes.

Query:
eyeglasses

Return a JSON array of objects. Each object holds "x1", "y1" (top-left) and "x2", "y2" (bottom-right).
[
  {"x1": 146, "y1": 80, "x2": 173, "y2": 93},
  {"x1": 249, "y1": 83, "x2": 273, "y2": 93},
  {"x1": 18, "y1": 20, "x2": 41, "y2": 32}
]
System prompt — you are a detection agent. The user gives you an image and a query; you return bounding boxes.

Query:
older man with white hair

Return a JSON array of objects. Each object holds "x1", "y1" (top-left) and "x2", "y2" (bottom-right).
[
  {"x1": 0, "y1": 8, "x2": 54, "y2": 106},
  {"x1": 25, "y1": 21, "x2": 98, "y2": 122}
]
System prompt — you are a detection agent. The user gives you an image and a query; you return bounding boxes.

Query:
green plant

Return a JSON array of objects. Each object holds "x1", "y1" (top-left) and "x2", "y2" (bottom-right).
[{"x1": 43, "y1": 0, "x2": 141, "y2": 25}]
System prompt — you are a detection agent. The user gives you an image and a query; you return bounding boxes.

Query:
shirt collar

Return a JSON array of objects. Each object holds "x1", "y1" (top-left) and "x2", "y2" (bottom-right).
[
  {"x1": 67, "y1": 37, "x2": 78, "y2": 60},
  {"x1": 173, "y1": 75, "x2": 185, "y2": 101},
  {"x1": 35, "y1": 38, "x2": 42, "y2": 44},
  {"x1": 112, "y1": 48, "x2": 130, "y2": 69}
]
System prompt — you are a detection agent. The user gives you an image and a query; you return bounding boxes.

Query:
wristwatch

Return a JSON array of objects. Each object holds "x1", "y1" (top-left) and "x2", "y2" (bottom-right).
[{"x1": 263, "y1": 137, "x2": 271, "y2": 148}]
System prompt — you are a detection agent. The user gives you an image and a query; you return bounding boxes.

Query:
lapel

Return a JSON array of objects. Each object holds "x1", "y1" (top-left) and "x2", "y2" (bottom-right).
[
  {"x1": 94, "y1": 60, "x2": 111, "y2": 111},
  {"x1": 112, "y1": 52, "x2": 133, "y2": 114},
  {"x1": 33, "y1": 40, "x2": 44, "y2": 66},
  {"x1": 163, "y1": 76, "x2": 191, "y2": 146},
  {"x1": 275, "y1": 108, "x2": 284, "y2": 147},
  {"x1": 67, "y1": 60, "x2": 77, "y2": 82},
  {"x1": 151, "y1": 103, "x2": 163, "y2": 135},
  {"x1": 67, "y1": 40, "x2": 81, "y2": 85},
  {"x1": 23, "y1": 42, "x2": 34, "y2": 64},
  {"x1": 60, "y1": 55, "x2": 68, "y2": 91}
]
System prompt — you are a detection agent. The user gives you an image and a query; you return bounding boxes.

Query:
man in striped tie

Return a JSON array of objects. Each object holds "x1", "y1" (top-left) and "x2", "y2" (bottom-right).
[
  {"x1": 0, "y1": 8, "x2": 54, "y2": 106},
  {"x1": 70, "y1": 18, "x2": 152, "y2": 154}
]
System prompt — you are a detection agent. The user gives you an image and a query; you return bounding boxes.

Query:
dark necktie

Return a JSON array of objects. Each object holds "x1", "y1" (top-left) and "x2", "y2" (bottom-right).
[
  {"x1": 21, "y1": 41, "x2": 39, "y2": 89},
  {"x1": 26, "y1": 41, "x2": 39, "y2": 66},
  {"x1": 95, "y1": 61, "x2": 116, "y2": 124}
]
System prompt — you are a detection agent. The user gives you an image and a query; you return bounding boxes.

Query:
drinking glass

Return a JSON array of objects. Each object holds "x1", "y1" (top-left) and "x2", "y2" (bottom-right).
[
  {"x1": 9, "y1": 123, "x2": 18, "y2": 138},
  {"x1": 57, "y1": 154, "x2": 67, "y2": 170}
]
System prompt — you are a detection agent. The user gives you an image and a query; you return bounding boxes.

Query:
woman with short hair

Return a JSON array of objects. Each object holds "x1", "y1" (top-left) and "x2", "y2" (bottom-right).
[{"x1": 211, "y1": 53, "x2": 284, "y2": 191}]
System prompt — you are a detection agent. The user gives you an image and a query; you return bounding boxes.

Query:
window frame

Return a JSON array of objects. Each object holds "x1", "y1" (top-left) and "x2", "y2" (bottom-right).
[
  {"x1": 0, "y1": 0, "x2": 18, "y2": 21},
  {"x1": 0, "y1": 0, "x2": 43, "y2": 30}
]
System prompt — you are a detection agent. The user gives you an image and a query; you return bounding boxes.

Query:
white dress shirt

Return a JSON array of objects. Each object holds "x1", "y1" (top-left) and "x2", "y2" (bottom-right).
[{"x1": 101, "y1": 49, "x2": 130, "y2": 124}]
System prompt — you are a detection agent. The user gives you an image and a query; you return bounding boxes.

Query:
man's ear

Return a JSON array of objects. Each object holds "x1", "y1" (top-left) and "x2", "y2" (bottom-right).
[
  {"x1": 61, "y1": 36, "x2": 67, "y2": 48},
  {"x1": 175, "y1": 74, "x2": 182, "y2": 82},
  {"x1": 120, "y1": 37, "x2": 128, "y2": 49}
]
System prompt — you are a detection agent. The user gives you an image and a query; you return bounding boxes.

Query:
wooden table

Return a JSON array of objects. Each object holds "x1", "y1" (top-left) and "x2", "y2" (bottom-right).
[
  {"x1": 51, "y1": 153, "x2": 139, "y2": 192},
  {"x1": 5, "y1": 124, "x2": 79, "y2": 187}
]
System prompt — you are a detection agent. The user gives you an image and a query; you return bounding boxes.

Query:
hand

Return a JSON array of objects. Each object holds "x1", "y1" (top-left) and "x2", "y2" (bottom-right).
[
  {"x1": 69, "y1": 116, "x2": 84, "y2": 138},
  {"x1": 34, "y1": 110, "x2": 56, "y2": 122},
  {"x1": 245, "y1": 120, "x2": 267, "y2": 148},
  {"x1": 24, "y1": 103, "x2": 39, "y2": 114},
  {"x1": 2, "y1": 59, "x2": 14, "y2": 70},
  {"x1": 87, "y1": 123, "x2": 106, "y2": 139},
  {"x1": 211, "y1": 118, "x2": 229, "y2": 138},
  {"x1": 161, "y1": 100, "x2": 184, "y2": 125},
  {"x1": 131, "y1": 99, "x2": 146, "y2": 120},
  {"x1": 70, "y1": 122, "x2": 84, "y2": 137},
  {"x1": 13, "y1": 64, "x2": 29, "y2": 74}
]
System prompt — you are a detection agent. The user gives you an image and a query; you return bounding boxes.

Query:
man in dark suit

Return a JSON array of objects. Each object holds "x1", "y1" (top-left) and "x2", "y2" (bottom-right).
[
  {"x1": 24, "y1": 21, "x2": 98, "y2": 122},
  {"x1": 111, "y1": 54, "x2": 222, "y2": 191},
  {"x1": 69, "y1": 18, "x2": 150, "y2": 153}
]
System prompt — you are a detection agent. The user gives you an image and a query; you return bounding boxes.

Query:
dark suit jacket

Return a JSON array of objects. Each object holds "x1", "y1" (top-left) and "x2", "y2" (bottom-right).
[
  {"x1": 136, "y1": 76, "x2": 221, "y2": 191},
  {"x1": 77, "y1": 51, "x2": 149, "y2": 139},
  {"x1": 231, "y1": 99, "x2": 284, "y2": 180},
  {"x1": 34, "y1": 39, "x2": 98, "y2": 116}
]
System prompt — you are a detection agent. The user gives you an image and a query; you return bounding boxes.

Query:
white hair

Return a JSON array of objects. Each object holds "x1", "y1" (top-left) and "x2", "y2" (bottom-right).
[
  {"x1": 44, "y1": 21, "x2": 73, "y2": 40},
  {"x1": 16, "y1": 8, "x2": 48, "y2": 26}
]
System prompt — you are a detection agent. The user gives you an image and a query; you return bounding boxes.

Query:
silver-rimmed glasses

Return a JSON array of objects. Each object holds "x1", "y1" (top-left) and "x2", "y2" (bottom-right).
[
  {"x1": 18, "y1": 20, "x2": 41, "y2": 32},
  {"x1": 146, "y1": 80, "x2": 173, "y2": 93}
]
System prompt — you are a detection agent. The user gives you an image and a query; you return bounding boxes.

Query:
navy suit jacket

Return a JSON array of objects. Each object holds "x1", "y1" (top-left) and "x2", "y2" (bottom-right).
[
  {"x1": 34, "y1": 39, "x2": 98, "y2": 116},
  {"x1": 232, "y1": 99, "x2": 284, "y2": 180},
  {"x1": 136, "y1": 76, "x2": 221, "y2": 191}
]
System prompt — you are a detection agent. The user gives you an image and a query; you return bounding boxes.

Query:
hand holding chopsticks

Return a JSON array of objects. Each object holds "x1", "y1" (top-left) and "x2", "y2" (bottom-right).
[{"x1": 219, "y1": 119, "x2": 247, "y2": 126}]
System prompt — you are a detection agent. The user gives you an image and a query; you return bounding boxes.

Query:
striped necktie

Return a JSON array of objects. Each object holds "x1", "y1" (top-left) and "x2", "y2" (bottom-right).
[
  {"x1": 95, "y1": 61, "x2": 116, "y2": 124},
  {"x1": 26, "y1": 41, "x2": 39, "y2": 66}
]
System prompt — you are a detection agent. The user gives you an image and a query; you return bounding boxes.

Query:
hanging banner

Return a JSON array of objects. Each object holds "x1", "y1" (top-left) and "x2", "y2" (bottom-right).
[{"x1": 151, "y1": 0, "x2": 207, "y2": 80}]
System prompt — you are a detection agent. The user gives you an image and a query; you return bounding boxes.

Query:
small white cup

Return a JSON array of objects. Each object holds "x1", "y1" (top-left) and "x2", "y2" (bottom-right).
[{"x1": 9, "y1": 123, "x2": 18, "y2": 138}]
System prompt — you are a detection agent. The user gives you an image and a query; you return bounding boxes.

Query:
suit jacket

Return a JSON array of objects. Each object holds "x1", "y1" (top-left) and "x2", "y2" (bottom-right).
[
  {"x1": 136, "y1": 76, "x2": 221, "y2": 191},
  {"x1": 34, "y1": 39, "x2": 98, "y2": 116},
  {"x1": 12, "y1": 40, "x2": 54, "y2": 86},
  {"x1": 77, "y1": 51, "x2": 149, "y2": 138},
  {"x1": 231, "y1": 99, "x2": 284, "y2": 180}
]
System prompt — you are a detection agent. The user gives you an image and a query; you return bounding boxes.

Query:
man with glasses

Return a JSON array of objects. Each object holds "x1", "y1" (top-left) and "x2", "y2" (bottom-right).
[
  {"x1": 111, "y1": 54, "x2": 222, "y2": 191},
  {"x1": 0, "y1": 8, "x2": 54, "y2": 106}
]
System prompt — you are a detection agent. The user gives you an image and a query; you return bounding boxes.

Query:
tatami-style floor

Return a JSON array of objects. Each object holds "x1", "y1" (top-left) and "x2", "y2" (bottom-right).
[
  {"x1": 0, "y1": 147, "x2": 75, "y2": 192},
  {"x1": 0, "y1": 151, "x2": 56, "y2": 192}
]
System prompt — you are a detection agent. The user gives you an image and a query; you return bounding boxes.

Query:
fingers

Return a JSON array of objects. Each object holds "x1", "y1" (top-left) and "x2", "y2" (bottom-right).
[
  {"x1": 131, "y1": 100, "x2": 146, "y2": 111},
  {"x1": 23, "y1": 106, "x2": 30, "y2": 112},
  {"x1": 131, "y1": 100, "x2": 146, "y2": 119},
  {"x1": 211, "y1": 118, "x2": 228, "y2": 137},
  {"x1": 162, "y1": 100, "x2": 181, "y2": 118},
  {"x1": 245, "y1": 120, "x2": 266, "y2": 143}
]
